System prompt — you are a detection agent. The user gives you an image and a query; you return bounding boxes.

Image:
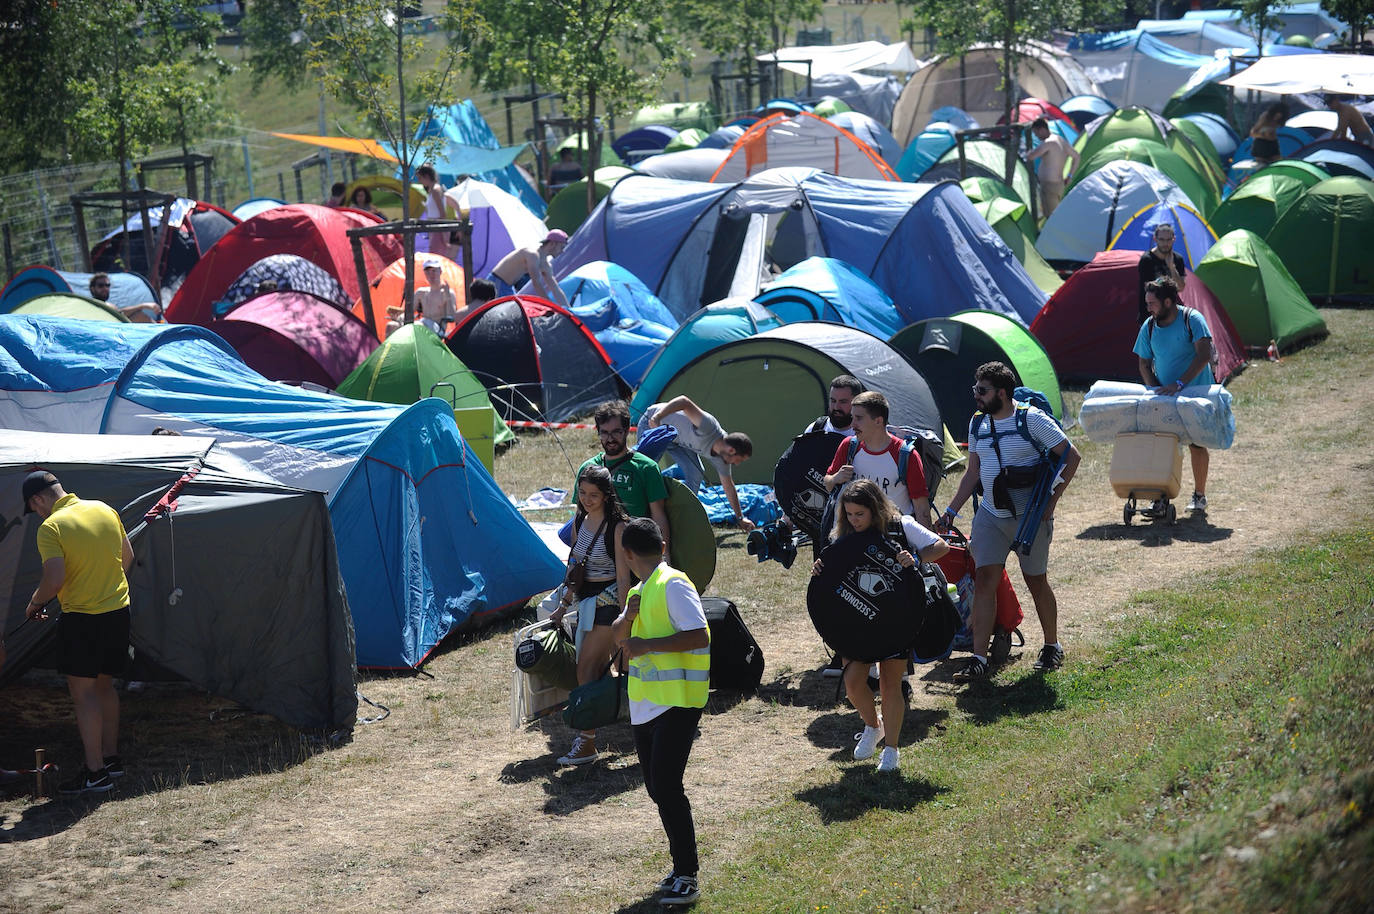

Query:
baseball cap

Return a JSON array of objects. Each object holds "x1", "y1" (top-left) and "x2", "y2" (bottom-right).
[
  {"x1": 22, "y1": 470, "x2": 58, "y2": 514},
  {"x1": 423, "y1": 258, "x2": 441, "y2": 270},
  {"x1": 543, "y1": 229, "x2": 569, "y2": 245}
]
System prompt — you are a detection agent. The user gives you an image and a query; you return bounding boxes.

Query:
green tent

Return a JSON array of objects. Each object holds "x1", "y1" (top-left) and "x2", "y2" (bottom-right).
[
  {"x1": 1162, "y1": 83, "x2": 1233, "y2": 126},
  {"x1": 1209, "y1": 173, "x2": 1314, "y2": 239},
  {"x1": 1168, "y1": 117, "x2": 1222, "y2": 173},
  {"x1": 555, "y1": 133, "x2": 624, "y2": 171},
  {"x1": 1193, "y1": 229, "x2": 1328, "y2": 352},
  {"x1": 888, "y1": 309, "x2": 1063, "y2": 443},
  {"x1": 1248, "y1": 160, "x2": 1329, "y2": 187},
  {"x1": 10, "y1": 292, "x2": 129, "y2": 322},
  {"x1": 629, "y1": 101, "x2": 720, "y2": 133},
  {"x1": 961, "y1": 176, "x2": 1037, "y2": 240},
  {"x1": 664, "y1": 128, "x2": 709, "y2": 153},
  {"x1": 813, "y1": 96, "x2": 852, "y2": 118},
  {"x1": 1077, "y1": 105, "x2": 1225, "y2": 206},
  {"x1": 968, "y1": 198, "x2": 1062, "y2": 295},
  {"x1": 546, "y1": 166, "x2": 635, "y2": 234},
  {"x1": 934, "y1": 140, "x2": 1033, "y2": 208},
  {"x1": 1265, "y1": 176, "x2": 1374, "y2": 301},
  {"x1": 1074, "y1": 137, "x2": 1219, "y2": 216},
  {"x1": 336, "y1": 324, "x2": 514, "y2": 446}
]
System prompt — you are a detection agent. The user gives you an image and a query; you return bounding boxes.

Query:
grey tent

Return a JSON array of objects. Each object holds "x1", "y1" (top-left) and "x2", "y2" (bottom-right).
[{"x1": 0, "y1": 431, "x2": 357, "y2": 734}]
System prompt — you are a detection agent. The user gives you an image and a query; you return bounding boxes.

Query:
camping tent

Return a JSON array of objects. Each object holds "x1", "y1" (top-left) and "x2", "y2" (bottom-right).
[
  {"x1": 445, "y1": 295, "x2": 626, "y2": 421},
  {"x1": 10, "y1": 292, "x2": 129, "y2": 323},
  {"x1": 546, "y1": 166, "x2": 636, "y2": 234},
  {"x1": 634, "y1": 148, "x2": 730, "y2": 181},
  {"x1": 0, "y1": 316, "x2": 564, "y2": 668},
  {"x1": 889, "y1": 310, "x2": 1063, "y2": 439},
  {"x1": 1264, "y1": 175, "x2": 1374, "y2": 301},
  {"x1": 344, "y1": 175, "x2": 425, "y2": 220},
  {"x1": 1209, "y1": 172, "x2": 1316, "y2": 237},
  {"x1": 443, "y1": 177, "x2": 550, "y2": 277},
  {"x1": 891, "y1": 41, "x2": 1100, "y2": 147},
  {"x1": 1294, "y1": 138, "x2": 1374, "y2": 181},
  {"x1": 0, "y1": 430, "x2": 357, "y2": 731},
  {"x1": 826, "y1": 110, "x2": 902, "y2": 167},
  {"x1": 896, "y1": 125, "x2": 957, "y2": 182},
  {"x1": 612, "y1": 125, "x2": 679, "y2": 163},
  {"x1": 754, "y1": 257, "x2": 902, "y2": 338},
  {"x1": 1193, "y1": 229, "x2": 1328, "y2": 351},
  {"x1": 1106, "y1": 200, "x2": 1217, "y2": 270},
  {"x1": 1060, "y1": 94, "x2": 1116, "y2": 131},
  {"x1": 232, "y1": 198, "x2": 286, "y2": 221},
  {"x1": 629, "y1": 298, "x2": 783, "y2": 421},
  {"x1": 221, "y1": 253, "x2": 353, "y2": 314},
  {"x1": 0, "y1": 266, "x2": 156, "y2": 314},
  {"x1": 635, "y1": 321, "x2": 944, "y2": 488},
  {"x1": 665, "y1": 129, "x2": 709, "y2": 153},
  {"x1": 710, "y1": 112, "x2": 899, "y2": 182},
  {"x1": 1076, "y1": 107, "x2": 1225, "y2": 196},
  {"x1": 215, "y1": 290, "x2": 379, "y2": 387},
  {"x1": 968, "y1": 198, "x2": 1063, "y2": 295},
  {"x1": 1179, "y1": 112, "x2": 1241, "y2": 163},
  {"x1": 354, "y1": 253, "x2": 466, "y2": 338},
  {"x1": 412, "y1": 100, "x2": 546, "y2": 216},
  {"x1": 809, "y1": 72, "x2": 904, "y2": 124},
  {"x1": 557, "y1": 262, "x2": 677, "y2": 387},
  {"x1": 1028, "y1": 250, "x2": 1245, "y2": 384},
  {"x1": 335, "y1": 322, "x2": 513, "y2": 445},
  {"x1": 91, "y1": 198, "x2": 239, "y2": 301},
  {"x1": 961, "y1": 176, "x2": 1037, "y2": 240},
  {"x1": 923, "y1": 140, "x2": 1035, "y2": 208},
  {"x1": 630, "y1": 101, "x2": 720, "y2": 132},
  {"x1": 1074, "y1": 137, "x2": 1220, "y2": 216},
  {"x1": 557, "y1": 169, "x2": 1047, "y2": 327},
  {"x1": 1036, "y1": 161, "x2": 1195, "y2": 266},
  {"x1": 166, "y1": 205, "x2": 402, "y2": 327}
]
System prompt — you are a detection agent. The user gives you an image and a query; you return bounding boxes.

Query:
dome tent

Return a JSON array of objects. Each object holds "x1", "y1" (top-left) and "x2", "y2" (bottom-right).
[
  {"x1": 1294, "y1": 138, "x2": 1374, "y2": 181},
  {"x1": 558, "y1": 261, "x2": 678, "y2": 387},
  {"x1": 91, "y1": 198, "x2": 239, "y2": 301},
  {"x1": 445, "y1": 294, "x2": 627, "y2": 421},
  {"x1": 1074, "y1": 137, "x2": 1220, "y2": 216},
  {"x1": 961, "y1": 176, "x2": 1037, "y2": 240},
  {"x1": 354, "y1": 252, "x2": 466, "y2": 337},
  {"x1": 222, "y1": 253, "x2": 353, "y2": 313},
  {"x1": 10, "y1": 292, "x2": 129, "y2": 323},
  {"x1": 754, "y1": 256, "x2": 902, "y2": 338},
  {"x1": 1029, "y1": 250, "x2": 1245, "y2": 384},
  {"x1": 336, "y1": 322, "x2": 514, "y2": 446},
  {"x1": 889, "y1": 310, "x2": 1063, "y2": 441},
  {"x1": 1059, "y1": 94, "x2": 1116, "y2": 131},
  {"x1": 1192, "y1": 229, "x2": 1328, "y2": 352},
  {"x1": 1209, "y1": 172, "x2": 1316, "y2": 238},
  {"x1": 545, "y1": 166, "x2": 635, "y2": 234},
  {"x1": 1264, "y1": 176, "x2": 1374, "y2": 301},
  {"x1": 924, "y1": 140, "x2": 1034, "y2": 208},
  {"x1": 0, "y1": 266, "x2": 156, "y2": 314},
  {"x1": 710, "y1": 111, "x2": 899, "y2": 183},
  {"x1": 215, "y1": 290, "x2": 379, "y2": 387},
  {"x1": 1036, "y1": 161, "x2": 1195, "y2": 267},
  {"x1": 967, "y1": 198, "x2": 1063, "y2": 295},
  {"x1": 896, "y1": 125, "x2": 957, "y2": 182},
  {"x1": 1106, "y1": 200, "x2": 1217, "y2": 270},
  {"x1": 634, "y1": 321, "x2": 945, "y2": 490}
]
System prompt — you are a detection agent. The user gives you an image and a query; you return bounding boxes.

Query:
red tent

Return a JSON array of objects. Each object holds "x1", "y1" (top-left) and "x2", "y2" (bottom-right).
[
  {"x1": 998, "y1": 98, "x2": 1074, "y2": 126},
  {"x1": 1029, "y1": 250, "x2": 1245, "y2": 385},
  {"x1": 166, "y1": 204, "x2": 402, "y2": 327},
  {"x1": 214, "y1": 290, "x2": 379, "y2": 387}
]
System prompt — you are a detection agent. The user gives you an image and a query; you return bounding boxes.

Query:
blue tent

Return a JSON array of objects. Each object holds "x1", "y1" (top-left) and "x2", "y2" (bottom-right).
[
  {"x1": 0, "y1": 316, "x2": 564, "y2": 668},
  {"x1": 896, "y1": 124, "x2": 957, "y2": 181},
  {"x1": 559, "y1": 261, "x2": 677, "y2": 386},
  {"x1": 1036, "y1": 161, "x2": 1195, "y2": 265},
  {"x1": 1060, "y1": 94, "x2": 1116, "y2": 131},
  {"x1": 1180, "y1": 112, "x2": 1240, "y2": 163},
  {"x1": 699, "y1": 124, "x2": 746, "y2": 150},
  {"x1": 1233, "y1": 126, "x2": 1312, "y2": 165},
  {"x1": 1107, "y1": 200, "x2": 1217, "y2": 270},
  {"x1": 1295, "y1": 138, "x2": 1374, "y2": 181},
  {"x1": 930, "y1": 106, "x2": 979, "y2": 130},
  {"x1": 0, "y1": 265, "x2": 156, "y2": 314},
  {"x1": 557, "y1": 168, "x2": 1047, "y2": 328},
  {"x1": 754, "y1": 256, "x2": 902, "y2": 338},
  {"x1": 412, "y1": 100, "x2": 546, "y2": 217},
  {"x1": 612, "y1": 125, "x2": 679, "y2": 163}
]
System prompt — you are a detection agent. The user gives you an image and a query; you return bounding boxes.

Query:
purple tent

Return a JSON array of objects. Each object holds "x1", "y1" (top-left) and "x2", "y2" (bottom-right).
[{"x1": 215, "y1": 291, "x2": 379, "y2": 387}]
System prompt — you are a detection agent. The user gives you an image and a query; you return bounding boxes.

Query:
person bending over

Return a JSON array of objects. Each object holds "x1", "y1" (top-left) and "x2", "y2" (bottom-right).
[{"x1": 642, "y1": 395, "x2": 754, "y2": 530}]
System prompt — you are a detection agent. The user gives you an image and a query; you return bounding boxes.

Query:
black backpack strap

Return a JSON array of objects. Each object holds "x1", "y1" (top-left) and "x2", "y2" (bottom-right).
[{"x1": 809, "y1": 417, "x2": 827, "y2": 434}]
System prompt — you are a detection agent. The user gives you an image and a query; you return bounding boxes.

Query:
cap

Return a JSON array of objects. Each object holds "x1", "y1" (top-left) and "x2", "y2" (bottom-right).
[
  {"x1": 22, "y1": 470, "x2": 58, "y2": 514},
  {"x1": 423, "y1": 258, "x2": 441, "y2": 270},
  {"x1": 543, "y1": 229, "x2": 569, "y2": 245}
]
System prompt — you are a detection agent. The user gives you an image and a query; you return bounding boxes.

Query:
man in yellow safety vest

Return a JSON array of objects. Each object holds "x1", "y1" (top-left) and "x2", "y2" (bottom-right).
[{"x1": 612, "y1": 517, "x2": 710, "y2": 907}]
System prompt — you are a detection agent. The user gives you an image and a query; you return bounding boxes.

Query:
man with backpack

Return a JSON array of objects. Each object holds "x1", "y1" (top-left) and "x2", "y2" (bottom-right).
[
  {"x1": 1135, "y1": 277, "x2": 1214, "y2": 514},
  {"x1": 937, "y1": 362, "x2": 1080, "y2": 681},
  {"x1": 822, "y1": 391, "x2": 932, "y2": 527},
  {"x1": 804, "y1": 375, "x2": 862, "y2": 436}
]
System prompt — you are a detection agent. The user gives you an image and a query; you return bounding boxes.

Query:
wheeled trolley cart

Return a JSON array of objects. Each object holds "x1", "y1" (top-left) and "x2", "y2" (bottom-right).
[{"x1": 1111, "y1": 432, "x2": 1183, "y2": 525}]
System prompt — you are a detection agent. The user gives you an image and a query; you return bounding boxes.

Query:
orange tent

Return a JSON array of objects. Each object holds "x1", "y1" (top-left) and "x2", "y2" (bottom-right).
[{"x1": 353, "y1": 253, "x2": 466, "y2": 338}]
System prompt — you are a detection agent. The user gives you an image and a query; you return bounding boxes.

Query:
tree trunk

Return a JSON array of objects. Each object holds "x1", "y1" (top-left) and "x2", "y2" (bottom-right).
[{"x1": 585, "y1": 81, "x2": 599, "y2": 217}]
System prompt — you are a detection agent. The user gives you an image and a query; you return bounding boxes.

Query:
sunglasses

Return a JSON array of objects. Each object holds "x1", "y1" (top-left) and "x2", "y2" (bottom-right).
[{"x1": 972, "y1": 385, "x2": 994, "y2": 395}]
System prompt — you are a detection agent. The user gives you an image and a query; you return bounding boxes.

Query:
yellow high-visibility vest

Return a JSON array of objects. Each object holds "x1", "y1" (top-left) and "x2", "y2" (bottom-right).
[{"x1": 627, "y1": 565, "x2": 710, "y2": 709}]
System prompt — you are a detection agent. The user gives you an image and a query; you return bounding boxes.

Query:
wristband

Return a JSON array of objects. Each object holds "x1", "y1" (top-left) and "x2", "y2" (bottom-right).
[{"x1": 942, "y1": 508, "x2": 959, "y2": 519}]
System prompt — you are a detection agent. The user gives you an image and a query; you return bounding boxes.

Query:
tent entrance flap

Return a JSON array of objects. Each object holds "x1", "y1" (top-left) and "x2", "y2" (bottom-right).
[{"x1": 701, "y1": 209, "x2": 754, "y2": 307}]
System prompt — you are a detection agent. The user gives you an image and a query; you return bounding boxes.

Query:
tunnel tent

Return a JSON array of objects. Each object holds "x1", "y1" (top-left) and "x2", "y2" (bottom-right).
[
  {"x1": 1192, "y1": 229, "x2": 1328, "y2": 352},
  {"x1": 336, "y1": 322, "x2": 513, "y2": 445},
  {"x1": 889, "y1": 309, "x2": 1062, "y2": 442},
  {"x1": 0, "y1": 429, "x2": 357, "y2": 732},
  {"x1": 445, "y1": 294, "x2": 626, "y2": 422},
  {"x1": 1035, "y1": 160, "x2": 1195, "y2": 267},
  {"x1": 753, "y1": 256, "x2": 902, "y2": 339},
  {"x1": 0, "y1": 316, "x2": 564, "y2": 668},
  {"x1": 0, "y1": 266, "x2": 156, "y2": 314},
  {"x1": 10, "y1": 292, "x2": 130, "y2": 322},
  {"x1": 215, "y1": 290, "x2": 379, "y2": 388},
  {"x1": 635, "y1": 321, "x2": 945, "y2": 492}
]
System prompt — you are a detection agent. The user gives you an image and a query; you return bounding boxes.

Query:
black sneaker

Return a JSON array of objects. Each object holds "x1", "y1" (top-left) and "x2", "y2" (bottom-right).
[
  {"x1": 59, "y1": 767, "x2": 113, "y2": 795},
  {"x1": 655, "y1": 871, "x2": 678, "y2": 893},
  {"x1": 1032, "y1": 644, "x2": 1065, "y2": 671},
  {"x1": 820, "y1": 652, "x2": 844, "y2": 679},
  {"x1": 103, "y1": 755, "x2": 125, "y2": 778},
  {"x1": 952, "y1": 656, "x2": 988, "y2": 682},
  {"x1": 990, "y1": 630, "x2": 1012, "y2": 666},
  {"x1": 659, "y1": 874, "x2": 700, "y2": 906}
]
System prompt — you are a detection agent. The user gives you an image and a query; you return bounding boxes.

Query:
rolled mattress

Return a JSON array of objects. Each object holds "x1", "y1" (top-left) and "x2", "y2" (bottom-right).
[{"x1": 1078, "y1": 381, "x2": 1234, "y2": 450}]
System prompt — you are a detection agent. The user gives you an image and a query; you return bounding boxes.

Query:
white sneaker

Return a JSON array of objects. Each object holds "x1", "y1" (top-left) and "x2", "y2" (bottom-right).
[
  {"x1": 854, "y1": 723, "x2": 883, "y2": 760},
  {"x1": 877, "y1": 746, "x2": 900, "y2": 772}
]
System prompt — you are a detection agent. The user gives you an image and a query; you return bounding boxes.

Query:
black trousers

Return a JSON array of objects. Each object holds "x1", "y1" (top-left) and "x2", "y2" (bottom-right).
[{"x1": 633, "y1": 705, "x2": 703, "y2": 876}]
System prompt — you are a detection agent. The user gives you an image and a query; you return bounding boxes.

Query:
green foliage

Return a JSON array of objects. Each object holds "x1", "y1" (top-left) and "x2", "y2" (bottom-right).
[
  {"x1": 671, "y1": 0, "x2": 823, "y2": 77},
  {"x1": 240, "y1": 0, "x2": 315, "y2": 92},
  {"x1": 1321, "y1": 0, "x2": 1374, "y2": 44},
  {"x1": 1239, "y1": 0, "x2": 1294, "y2": 52}
]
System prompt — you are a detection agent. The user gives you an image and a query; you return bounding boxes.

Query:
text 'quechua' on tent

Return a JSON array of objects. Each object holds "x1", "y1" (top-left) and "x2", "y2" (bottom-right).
[
  {"x1": 0, "y1": 430, "x2": 357, "y2": 733},
  {"x1": 0, "y1": 317, "x2": 565, "y2": 668}
]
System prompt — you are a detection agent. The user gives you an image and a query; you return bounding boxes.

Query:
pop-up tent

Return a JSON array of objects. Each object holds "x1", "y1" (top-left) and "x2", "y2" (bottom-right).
[
  {"x1": 1209, "y1": 171, "x2": 1316, "y2": 238},
  {"x1": 0, "y1": 316, "x2": 564, "y2": 668},
  {"x1": 1107, "y1": 200, "x2": 1217, "y2": 270},
  {"x1": 0, "y1": 430, "x2": 357, "y2": 733},
  {"x1": 215, "y1": 290, "x2": 379, "y2": 387},
  {"x1": 1036, "y1": 161, "x2": 1195, "y2": 267},
  {"x1": 221, "y1": 253, "x2": 353, "y2": 314},
  {"x1": 1193, "y1": 229, "x2": 1328, "y2": 352},
  {"x1": 1264, "y1": 175, "x2": 1374, "y2": 301},
  {"x1": 10, "y1": 292, "x2": 129, "y2": 323},
  {"x1": 754, "y1": 256, "x2": 902, "y2": 338},
  {"x1": 0, "y1": 266, "x2": 156, "y2": 314},
  {"x1": 336, "y1": 322, "x2": 514, "y2": 446},
  {"x1": 167, "y1": 205, "x2": 402, "y2": 327},
  {"x1": 1029, "y1": 249, "x2": 1245, "y2": 384},
  {"x1": 557, "y1": 168, "x2": 1047, "y2": 327},
  {"x1": 91, "y1": 198, "x2": 239, "y2": 301},
  {"x1": 889, "y1": 309, "x2": 1063, "y2": 439},
  {"x1": 558, "y1": 261, "x2": 677, "y2": 387},
  {"x1": 710, "y1": 112, "x2": 899, "y2": 182},
  {"x1": 636, "y1": 321, "x2": 945, "y2": 489},
  {"x1": 445, "y1": 295, "x2": 626, "y2": 421}
]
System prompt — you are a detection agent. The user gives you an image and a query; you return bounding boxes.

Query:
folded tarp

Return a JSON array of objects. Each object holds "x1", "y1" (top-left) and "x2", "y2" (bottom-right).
[{"x1": 1078, "y1": 380, "x2": 1235, "y2": 449}]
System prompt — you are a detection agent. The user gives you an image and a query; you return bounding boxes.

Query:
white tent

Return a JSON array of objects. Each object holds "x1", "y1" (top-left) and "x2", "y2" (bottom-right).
[
  {"x1": 710, "y1": 112, "x2": 899, "y2": 183},
  {"x1": 757, "y1": 41, "x2": 920, "y2": 77},
  {"x1": 1220, "y1": 54, "x2": 1374, "y2": 95}
]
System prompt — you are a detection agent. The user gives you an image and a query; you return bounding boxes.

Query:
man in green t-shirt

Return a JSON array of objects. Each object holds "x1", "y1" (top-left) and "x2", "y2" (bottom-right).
[{"x1": 578, "y1": 401, "x2": 671, "y2": 554}]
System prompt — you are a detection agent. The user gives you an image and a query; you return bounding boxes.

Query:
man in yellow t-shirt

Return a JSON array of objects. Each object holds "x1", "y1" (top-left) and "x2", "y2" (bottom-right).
[{"x1": 23, "y1": 470, "x2": 134, "y2": 795}]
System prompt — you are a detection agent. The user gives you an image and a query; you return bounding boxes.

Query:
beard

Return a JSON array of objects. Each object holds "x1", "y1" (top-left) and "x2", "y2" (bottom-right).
[
  {"x1": 601, "y1": 437, "x2": 627, "y2": 457},
  {"x1": 828, "y1": 409, "x2": 851, "y2": 427}
]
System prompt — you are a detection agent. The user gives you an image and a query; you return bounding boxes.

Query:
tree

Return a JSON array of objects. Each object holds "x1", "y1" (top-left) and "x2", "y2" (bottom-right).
[
  {"x1": 466, "y1": 0, "x2": 682, "y2": 212},
  {"x1": 1239, "y1": 0, "x2": 1294, "y2": 56},
  {"x1": 670, "y1": 0, "x2": 823, "y2": 112},
  {"x1": 1320, "y1": 0, "x2": 1374, "y2": 45}
]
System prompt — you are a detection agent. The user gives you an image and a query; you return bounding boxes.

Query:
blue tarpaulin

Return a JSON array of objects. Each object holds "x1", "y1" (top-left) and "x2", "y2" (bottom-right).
[{"x1": 412, "y1": 100, "x2": 546, "y2": 217}]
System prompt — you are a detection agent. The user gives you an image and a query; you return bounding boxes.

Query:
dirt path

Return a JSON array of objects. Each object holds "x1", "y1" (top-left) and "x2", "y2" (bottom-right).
[{"x1": 2, "y1": 311, "x2": 1371, "y2": 914}]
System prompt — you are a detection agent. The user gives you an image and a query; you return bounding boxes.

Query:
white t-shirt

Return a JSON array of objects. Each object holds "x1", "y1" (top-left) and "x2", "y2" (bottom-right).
[
  {"x1": 802, "y1": 416, "x2": 853, "y2": 435},
  {"x1": 897, "y1": 515, "x2": 942, "y2": 555},
  {"x1": 968, "y1": 407, "x2": 1066, "y2": 519},
  {"x1": 628, "y1": 566, "x2": 708, "y2": 725}
]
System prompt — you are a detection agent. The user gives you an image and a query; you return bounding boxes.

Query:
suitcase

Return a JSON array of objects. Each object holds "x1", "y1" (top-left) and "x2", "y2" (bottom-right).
[{"x1": 701, "y1": 597, "x2": 764, "y2": 691}]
